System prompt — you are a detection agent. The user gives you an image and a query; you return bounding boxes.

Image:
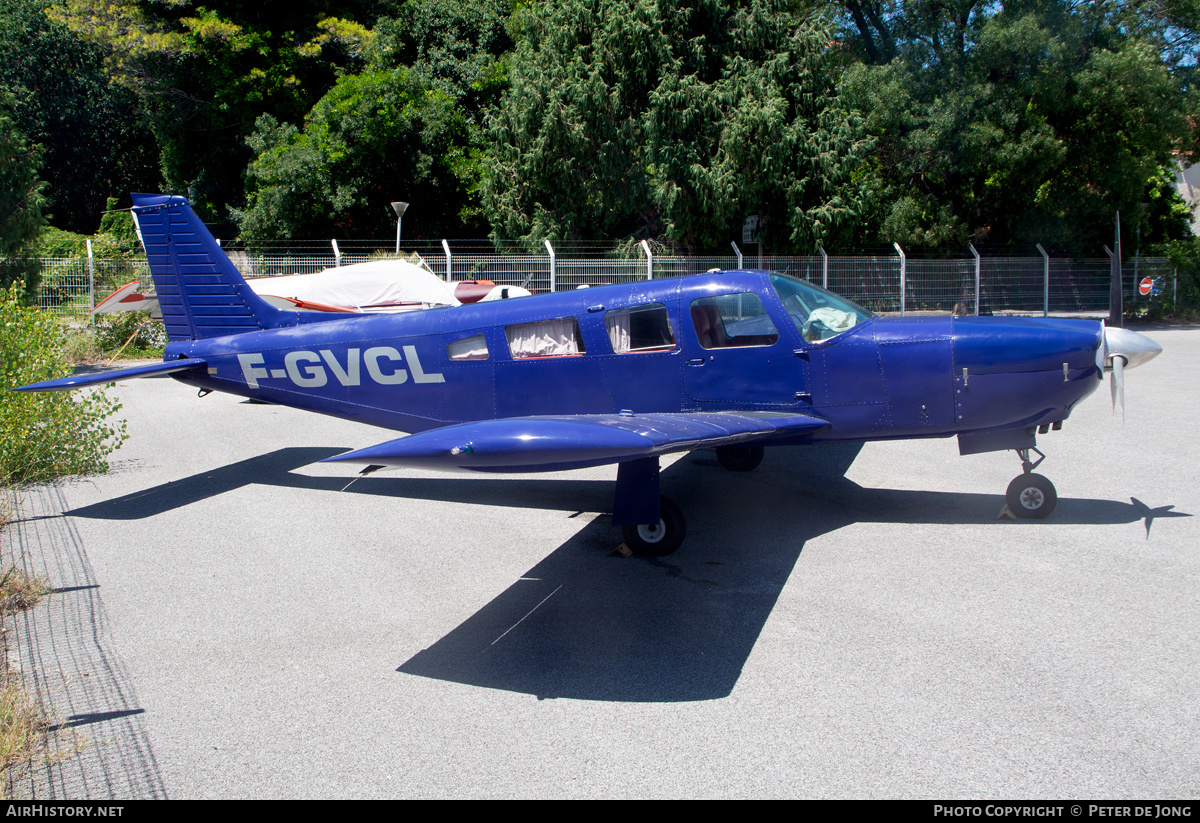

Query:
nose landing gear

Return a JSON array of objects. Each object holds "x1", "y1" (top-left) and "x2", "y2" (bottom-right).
[{"x1": 1005, "y1": 447, "x2": 1057, "y2": 519}]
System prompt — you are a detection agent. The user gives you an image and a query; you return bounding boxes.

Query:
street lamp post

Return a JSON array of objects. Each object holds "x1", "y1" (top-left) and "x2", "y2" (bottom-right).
[{"x1": 391, "y1": 201, "x2": 409, "y2": 253}]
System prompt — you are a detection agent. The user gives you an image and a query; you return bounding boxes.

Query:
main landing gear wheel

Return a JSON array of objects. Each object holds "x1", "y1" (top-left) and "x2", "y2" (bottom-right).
[
  {"x1": 1005, "y1": 473, "x2": 1057, "y2": 519},
  {"x1": 716, "y1": 444, "x2": 764, "y2": 472},
  {"x1": 621, "y1": 496, "x2": 686, "y2": 557}
]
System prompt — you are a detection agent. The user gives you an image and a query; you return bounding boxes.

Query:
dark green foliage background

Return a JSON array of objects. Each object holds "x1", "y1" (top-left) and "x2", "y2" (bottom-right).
[{"x1": 0, "y1": 0, "x2": 1194, "y2": 270}]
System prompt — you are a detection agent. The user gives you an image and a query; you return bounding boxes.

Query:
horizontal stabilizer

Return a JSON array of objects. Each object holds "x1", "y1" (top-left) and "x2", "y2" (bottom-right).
[
  {"x1": 324, "y1": 411, "x2": 829, "y2": 473},
  {"x1": 13, "y1": 358, "x2": 207, "y2": 393}
]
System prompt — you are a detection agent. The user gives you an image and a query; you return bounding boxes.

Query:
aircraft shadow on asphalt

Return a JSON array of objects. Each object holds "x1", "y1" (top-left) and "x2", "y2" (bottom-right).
[{"x1": 66, "y1": 442, "x2": 1189, "y2": 702}]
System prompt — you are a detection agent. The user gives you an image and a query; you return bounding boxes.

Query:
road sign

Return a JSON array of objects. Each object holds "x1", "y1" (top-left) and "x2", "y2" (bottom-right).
[{"x1": 742, "y1": 215, "x2": 761, "y2": 245}]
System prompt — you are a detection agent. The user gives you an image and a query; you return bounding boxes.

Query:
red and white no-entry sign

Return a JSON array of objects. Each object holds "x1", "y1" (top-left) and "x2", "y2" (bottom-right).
[{"x1": 1139, "y1": 277, "x2": 1154, "y2": 296}]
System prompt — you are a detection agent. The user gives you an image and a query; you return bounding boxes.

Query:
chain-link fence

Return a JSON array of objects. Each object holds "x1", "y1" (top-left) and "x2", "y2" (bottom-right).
[{"x1": 31, "y1": 243, "x2": 1175, "y2": 322}]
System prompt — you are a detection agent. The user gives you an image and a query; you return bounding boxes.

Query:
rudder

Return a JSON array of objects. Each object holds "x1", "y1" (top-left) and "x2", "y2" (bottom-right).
[{"x1": 131, "y1": 193, "x2": 290, "y2": 341}]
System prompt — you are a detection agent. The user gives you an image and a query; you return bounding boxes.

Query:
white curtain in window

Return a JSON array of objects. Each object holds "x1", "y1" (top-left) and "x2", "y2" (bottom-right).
[
  {"x1": 506, "y1": 318, "x2": 581, "y2": 357},
  {"x1": 447, "y1": 334, "x2": 489, "y2": 360},
  {"x1": 606, "y1": 312, "x2": 632, "y2": 353}
]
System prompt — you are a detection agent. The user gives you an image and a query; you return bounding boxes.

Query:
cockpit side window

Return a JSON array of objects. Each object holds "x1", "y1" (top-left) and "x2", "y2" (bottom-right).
[
  {"x1": 690, "y1": 293, "x2": 779, "y2": 349},
  {"x1": 769, "y1": 273, "x2": 873, "y2": 343},
  {"x1": 605, "y1": 303, "x2": 675, "y2": 353}
]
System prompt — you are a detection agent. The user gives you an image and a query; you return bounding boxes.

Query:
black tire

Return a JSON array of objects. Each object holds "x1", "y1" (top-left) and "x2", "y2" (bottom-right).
[
  {"x1": 621, "y1": 496, "x2": 686, "y2": 556},
  {"x1": 1006, "y1": 473, "x2": 1057, "y2": 519},
  {"x1": 716, "y1": 444, "x2": 765, "y2": 472}
]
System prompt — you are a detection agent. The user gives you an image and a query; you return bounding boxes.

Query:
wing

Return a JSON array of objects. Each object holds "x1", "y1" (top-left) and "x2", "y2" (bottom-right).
[
  {"x1": 12, "y1": 358, "x2": 207, "y2": 392},
  {"x1": 322, "y1": 411, "x2": 829, "y2": 473}
]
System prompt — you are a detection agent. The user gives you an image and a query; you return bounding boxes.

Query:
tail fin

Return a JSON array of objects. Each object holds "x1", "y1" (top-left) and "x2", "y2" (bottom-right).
[{"x1": 131, "y1": 193, "x2": 291, "y2": 342}]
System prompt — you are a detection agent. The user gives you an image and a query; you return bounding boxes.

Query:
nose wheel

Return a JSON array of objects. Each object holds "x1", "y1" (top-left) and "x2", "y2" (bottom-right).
[{"x1": 1006, "y1": 448, "x2": 1057, "y2": 519}]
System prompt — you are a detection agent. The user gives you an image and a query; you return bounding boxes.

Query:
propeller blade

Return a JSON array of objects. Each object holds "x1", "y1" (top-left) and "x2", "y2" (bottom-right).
[
  {"x1": 1110, "y1": 354, "x2": 1126, "y2": 421},
  {"x1": 1101, "y1": 327, "x2": 1158, "y2": 422}
]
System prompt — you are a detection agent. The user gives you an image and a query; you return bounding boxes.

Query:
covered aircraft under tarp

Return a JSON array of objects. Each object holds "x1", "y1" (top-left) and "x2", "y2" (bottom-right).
[
  {"x1": 95, "y1": 259, "x2": 461, "y2": 317},
  {"x1": 93, "y1": 260, "x2": 533, "y2": 318},
  {"x1": 247, "y1": 259, "x2": 460, "y2": 313}
]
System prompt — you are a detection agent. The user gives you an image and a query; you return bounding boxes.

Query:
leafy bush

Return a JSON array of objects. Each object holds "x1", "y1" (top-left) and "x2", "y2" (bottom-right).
[
  {"x1": 0, "y1": 286, "x2": 126, "y2": 484},
  {"x1": 93, "y1": 311, "x2": 166, "y2": 357}
]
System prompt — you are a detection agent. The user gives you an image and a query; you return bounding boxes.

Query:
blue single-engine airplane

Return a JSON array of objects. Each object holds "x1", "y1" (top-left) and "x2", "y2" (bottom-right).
[{"x1": 16, "y1": 194, "x2": 1162, "y2": 555}]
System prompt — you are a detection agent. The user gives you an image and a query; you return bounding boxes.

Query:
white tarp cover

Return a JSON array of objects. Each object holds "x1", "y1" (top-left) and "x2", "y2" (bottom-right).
[{"x1": 246, "y1": 260, "x2": 460, "y2": 312}]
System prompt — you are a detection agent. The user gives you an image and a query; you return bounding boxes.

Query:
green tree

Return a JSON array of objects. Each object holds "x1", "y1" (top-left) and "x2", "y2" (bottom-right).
[
  {"x1": 0, "y1": 96, "x2": 46, "y2": 300},
  {"x1": 0, "y1": 0, "x2": 159, "y2": 235},
  {"x1": 0, "y1": 101, "x2": 45, "y2": 258},
  {"x1": 483, "y1": 0, "x2": 873, "y2": 252},
  {"x1": 236, "y1": 68, "x2": 479, "y2": 241},
  {"x1": 50, "y1": 0, "x2": 386, "y2": 225},
  {"x1": 832, "y1": 0, "x2": 1196, "y2": 254},
  {"x1": 368, "y1": 0, "x2": 513, "y2": 107},
  {"x1": 0, "y1": 287, "x2": 127, "y2": 484}
]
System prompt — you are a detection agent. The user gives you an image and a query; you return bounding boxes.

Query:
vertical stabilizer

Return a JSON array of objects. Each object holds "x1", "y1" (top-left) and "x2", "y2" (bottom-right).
[{"x1": 131, "y1": 193, "x2": 291, "y2": 341}]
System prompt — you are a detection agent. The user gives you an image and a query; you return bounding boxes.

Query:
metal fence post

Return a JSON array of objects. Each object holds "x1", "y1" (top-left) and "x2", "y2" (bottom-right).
[
  {"x1": 820, "y1": 245, "x2": 828, "y2": 290},
  {"x1": 969, "y1": 244, "x2": 981, "y2": 316},
  {"x1": 1036, "y1": 243, "x2": 1049, "y2": 317},
  {"x1": 86, "y1": 238, "x2": 94, "y2": 320},
  {"x1": 641, "y1": 240, "x2": 653, "y2": 280},
  {"x1": 441, "y1": 239, "x2": 452, "y2": 283},
  {"x1": 893, "y1": 242, "x2": 906, "y2": 316},
  {"x1": 730, "y1": 241, "x2": 742, "y2": 269},
  {"x1": 331, "y1": 239, "x2": 341, "y2": 268},
  {"x1": 545, "y1": 239, "x2": 556, "y2": 293}
]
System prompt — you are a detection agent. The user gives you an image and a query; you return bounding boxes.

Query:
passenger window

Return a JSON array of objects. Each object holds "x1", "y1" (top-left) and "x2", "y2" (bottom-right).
[
  {"x1": 605, "y1": 303, "x2": 675, "y2": 353},
  {"x1": 447, "y1": 333, "x2": 489, "y2": 361},
  {"x1": 690, "y1": 294, "x2": 779, "y2": 348},
  {"x1": 505, "y1": 317, "x2": 586, "y2": 358}
]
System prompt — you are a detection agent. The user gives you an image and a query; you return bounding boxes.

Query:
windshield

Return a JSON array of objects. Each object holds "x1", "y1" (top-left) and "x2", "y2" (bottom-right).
[{"x1": 769, "y1": 273, "x2": 874, "y2": 343}]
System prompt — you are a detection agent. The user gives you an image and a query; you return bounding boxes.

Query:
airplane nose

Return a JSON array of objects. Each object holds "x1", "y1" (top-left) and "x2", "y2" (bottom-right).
[{"x1": 1103, "y1": 326, "x2": 1162, "y2": 371}]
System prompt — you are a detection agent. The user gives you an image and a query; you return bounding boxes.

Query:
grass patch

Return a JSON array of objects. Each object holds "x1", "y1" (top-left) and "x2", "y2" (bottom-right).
[
  {"x1": 0, "y1": 672, "x2": 51, "y2": 799},
  {"x1": 0, "y1": 567, "x2": 49, "y2": 614},
  {"x1": 0, "y1": 560, "x2": 60, "y2": 800}
]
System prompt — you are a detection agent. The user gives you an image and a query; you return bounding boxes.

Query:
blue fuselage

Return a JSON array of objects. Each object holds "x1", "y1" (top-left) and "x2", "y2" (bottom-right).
[{"x1": 164, "y1": 271, "x2": 1104, "y2": 445}]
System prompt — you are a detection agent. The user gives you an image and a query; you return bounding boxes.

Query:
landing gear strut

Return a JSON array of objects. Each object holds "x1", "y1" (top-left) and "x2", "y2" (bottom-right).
[
  {"x1": 1005, "y1": 447, "x2": 1057, "y2": 519},
  {"x1": 612, "y1": 457, "x2": 687, "y2": 556}
]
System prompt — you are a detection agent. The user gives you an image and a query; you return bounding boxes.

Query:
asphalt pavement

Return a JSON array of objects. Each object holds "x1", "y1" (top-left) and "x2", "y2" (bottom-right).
[{"x1": 4, "y1": 326, "x2": 1198, "y2": 798}]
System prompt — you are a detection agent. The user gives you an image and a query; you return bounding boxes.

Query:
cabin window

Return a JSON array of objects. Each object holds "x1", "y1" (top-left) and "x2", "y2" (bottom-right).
[
  {"x1": 505, "y1": 317, "x2": 586, "y2": 358},
  {"x1": 690, "y1": 293, "x2": 779, "y2": 349},
  {"x1": 605, "y1": 303, "x2": 675, "y2": 353},
  {"x1": 447, "y1": 333, "x2": 489, "y2": 361}
]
